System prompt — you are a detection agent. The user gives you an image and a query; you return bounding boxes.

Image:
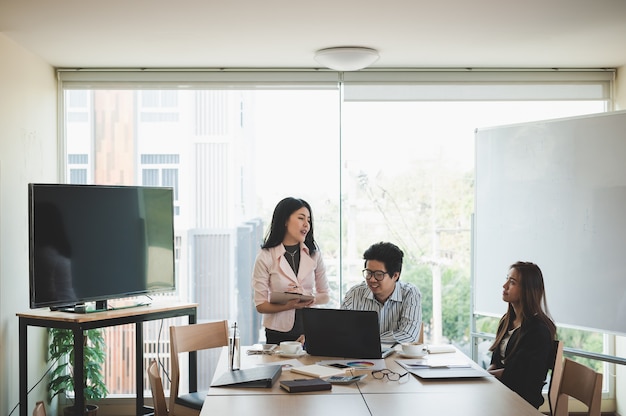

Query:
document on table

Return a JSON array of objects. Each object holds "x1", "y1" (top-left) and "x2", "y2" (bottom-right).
[
  {"x1": 425, "y1": 344, "x2": 456, "y2": 354},
  {"x1": 396, "y1": 357, "x2": 490, "y2": 379},
  {"x1": 257, "y1": 358, "x2": 304, "y2": 369},
  {"x1": 396, "y1": 355, "x2": 471, "y2": 369}
]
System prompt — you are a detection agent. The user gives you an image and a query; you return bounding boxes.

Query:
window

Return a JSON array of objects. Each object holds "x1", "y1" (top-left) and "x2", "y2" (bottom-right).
[
  {"x1": 141, "y1": 154, "x2": 180, "y2": 215},
  {"x1": 68, "y1": 154, "x2": 89, "y2": 184},
  {"x1": 59, "y1": 70, "x2": 612, "y2": 400}
]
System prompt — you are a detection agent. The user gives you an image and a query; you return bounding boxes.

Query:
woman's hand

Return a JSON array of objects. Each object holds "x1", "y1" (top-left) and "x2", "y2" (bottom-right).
[
  {"x1": 488, "y1": 367, "x2": 504, "y2": 379},
  {"x1": 282, "y1": 298, "x2": 300, "y2": 309},
  {"x1": 293, "y1": 298, "x2": 315, "y2": 309},
  {"x1": 255, "y1": 296, "x2": 315, "y2": 314},
  {"x1": 256, "y1": 299, "x2": 301, "y2": 314}
]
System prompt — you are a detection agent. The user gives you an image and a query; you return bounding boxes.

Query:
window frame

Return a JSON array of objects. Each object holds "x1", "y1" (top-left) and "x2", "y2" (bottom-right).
[{"x1": 57, "y1": 69, "x2": 615, "y2": 410}]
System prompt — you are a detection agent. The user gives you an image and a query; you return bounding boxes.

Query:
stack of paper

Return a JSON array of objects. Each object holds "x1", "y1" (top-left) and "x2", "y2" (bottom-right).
[
  {"x1": 426, "y1": 344, "x2": 456, "y2": 354},
  {"x1": 290, "y1": 364, "x2": 346, "y2": 378},
  {"x1": 396, "y1": 355, "x2": 471, "y2": 369}
]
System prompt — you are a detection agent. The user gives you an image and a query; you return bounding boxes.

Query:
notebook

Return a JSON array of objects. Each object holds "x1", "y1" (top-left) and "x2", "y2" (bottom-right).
[
  {"x1": 210, "y1": 364, "x2": 282, "y2": 388},
  {"x1": 302, "y1": 308, "x2": 388, "y2": 359},
  {"x1": 280, "y1": 378, "x2": 332, "y2": 393}
]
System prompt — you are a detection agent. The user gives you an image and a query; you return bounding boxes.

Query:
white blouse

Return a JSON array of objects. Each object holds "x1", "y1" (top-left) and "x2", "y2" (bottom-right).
[{"x1": 499, "y1": 326, "x2": 520, "y2": 361}]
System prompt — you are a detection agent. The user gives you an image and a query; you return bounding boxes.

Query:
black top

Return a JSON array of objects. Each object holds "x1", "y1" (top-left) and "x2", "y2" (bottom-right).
[
  {"x1": 283, "y1": 244, "x2": 301, "y2": 274},
  {"x1": 490, "y1": 315, "x2": 553, "y2": 408}
]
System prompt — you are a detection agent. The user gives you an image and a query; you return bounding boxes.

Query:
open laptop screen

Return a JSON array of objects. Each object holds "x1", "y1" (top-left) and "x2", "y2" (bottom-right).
[{"x1": 302, "y1": 308, "x2": 383, "y2": 359}]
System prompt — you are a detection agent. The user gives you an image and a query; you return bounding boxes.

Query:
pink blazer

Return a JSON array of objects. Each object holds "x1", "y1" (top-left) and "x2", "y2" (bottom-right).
[{"x1": 252, "y1": 244, "x2": 330, "y2": 332}]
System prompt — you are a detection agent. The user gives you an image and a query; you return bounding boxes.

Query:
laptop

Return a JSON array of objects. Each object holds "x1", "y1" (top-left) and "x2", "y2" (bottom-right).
[{"x1": 302, "y1": 308, "x2": 393, "y2": 359}]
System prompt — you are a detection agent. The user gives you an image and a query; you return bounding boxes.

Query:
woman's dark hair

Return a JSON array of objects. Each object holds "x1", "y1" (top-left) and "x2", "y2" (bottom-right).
[
  {"x1": 363, "y1": 242, "x2": 404, "y2": 280},
  {"x1": 261, "y1": 197, "x2": 317, "y2": 254},
  {"x1": 489, "y1": 261, "x2": 556, "y2": 352}
]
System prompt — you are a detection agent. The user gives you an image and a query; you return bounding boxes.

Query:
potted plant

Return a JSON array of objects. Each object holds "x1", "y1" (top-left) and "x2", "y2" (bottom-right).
[{"x1": 48, "y1": 327, "x2": 108, "y2": 415}]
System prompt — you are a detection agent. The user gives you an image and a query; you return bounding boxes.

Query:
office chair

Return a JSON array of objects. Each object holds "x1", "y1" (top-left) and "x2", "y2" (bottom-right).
[
  {"x1": 547, "y1": 340, "x2": 564, "y2": 416},
  {"x1": 147, "y1": 359, "x2": 169, "y2": 416},
  {"x1": 33, "y1": 401, "x2": 46, "y2": 416},
  {"x1": 554, "y1": 357, "x2": 602, "y2": 416},
  {"x1": 169, "y1": 320, "x2": 229, "y2": 416}
]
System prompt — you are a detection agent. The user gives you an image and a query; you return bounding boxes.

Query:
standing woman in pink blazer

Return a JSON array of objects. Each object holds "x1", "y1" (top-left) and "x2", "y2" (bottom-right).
[{"x1": 252, "y1": 197, "x2": 330, "y2": 344}]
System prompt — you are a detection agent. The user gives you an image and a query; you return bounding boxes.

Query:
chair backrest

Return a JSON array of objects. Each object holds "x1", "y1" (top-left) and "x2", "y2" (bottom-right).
[
  {"x1": 33, "y1": 401, "x2": 46, "y2": 416},
  {"x1": 147, "y1": 359, "x2": 169, "y2": 416},
  {"x1": 548, "y1": 340, "x2": 564, "y2": 416},
  {"x1": 169, "y1": 320, "x2": 229, "y2": 412},
  {"x1": 554, "y1": 358, "x2": 602, "y2": 416}
]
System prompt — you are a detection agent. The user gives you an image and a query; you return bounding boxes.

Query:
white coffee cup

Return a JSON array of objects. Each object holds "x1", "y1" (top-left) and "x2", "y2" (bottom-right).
[
  {"x1": 280, "y1": 341, "x2": 303, "y2": 355},
  {"x1": 401, "y1": 343, "x2": 428, "y2": 357}
]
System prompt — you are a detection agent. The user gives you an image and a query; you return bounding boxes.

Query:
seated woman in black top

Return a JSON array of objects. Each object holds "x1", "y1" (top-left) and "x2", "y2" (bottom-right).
[{"x1": 487, "y1": 261, "x2": 557, "y2": 409}]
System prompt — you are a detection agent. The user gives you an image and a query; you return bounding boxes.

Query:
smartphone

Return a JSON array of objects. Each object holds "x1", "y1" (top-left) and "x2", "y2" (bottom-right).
[
  {"x1": 247, "y1": 343, "x2": 278, "y2": 355},
  {"x1": 327, "y1": 363, "x2": 350, "y2": 369}
]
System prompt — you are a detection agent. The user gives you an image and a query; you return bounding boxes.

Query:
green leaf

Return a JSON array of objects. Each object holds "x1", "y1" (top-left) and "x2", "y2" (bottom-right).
[{"x1": 47, "y1": 327, "x2": 108, "y2": 401}]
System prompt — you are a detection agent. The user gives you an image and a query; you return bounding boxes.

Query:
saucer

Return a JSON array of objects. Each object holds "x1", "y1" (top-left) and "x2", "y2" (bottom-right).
[
  {"x1": 278, "y1": 351, "x2": 306, "y2": 358},
  {"x1": 398, "y1": 352, "x2": 428, "y2": 359}
]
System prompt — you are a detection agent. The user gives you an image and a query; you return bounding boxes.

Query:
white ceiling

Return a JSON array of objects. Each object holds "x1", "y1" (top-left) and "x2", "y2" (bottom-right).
[{"x1": 1, "y1": 0, "x2": 626, "y2": 70}]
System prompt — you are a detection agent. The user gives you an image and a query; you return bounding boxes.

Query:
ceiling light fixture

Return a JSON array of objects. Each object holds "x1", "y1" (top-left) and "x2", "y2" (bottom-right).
[{"x1": 314, "y1": 47, "x2": 379, "y2": 71}]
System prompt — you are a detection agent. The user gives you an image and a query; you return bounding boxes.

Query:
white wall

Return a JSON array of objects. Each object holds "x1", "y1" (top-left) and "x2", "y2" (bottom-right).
[{"x1": 0, "y1": 33, "x2": 57, "y2": 416}]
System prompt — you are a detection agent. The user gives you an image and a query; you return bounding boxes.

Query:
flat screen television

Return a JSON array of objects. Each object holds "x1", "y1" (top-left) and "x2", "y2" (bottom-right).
[{"x1": 28, "y1": 183, "x2": 176, "y2": 311}]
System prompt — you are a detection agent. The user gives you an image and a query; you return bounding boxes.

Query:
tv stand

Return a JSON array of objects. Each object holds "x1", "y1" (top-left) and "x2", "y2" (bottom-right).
[
  {"x1": 18, "y1": 301, "x2": 197, "y2": 416},
  {"x1": 51, "y1": 303, "x2": 94, "y2": 314}
]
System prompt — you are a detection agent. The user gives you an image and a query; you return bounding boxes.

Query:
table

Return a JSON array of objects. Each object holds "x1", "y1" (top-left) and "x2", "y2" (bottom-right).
[
  {"x1": 18, "y1": 301, "x2": 197, "y2": 416},
  {"x1": 200, "y1": 345, "x2": 544, "y2": 416}
]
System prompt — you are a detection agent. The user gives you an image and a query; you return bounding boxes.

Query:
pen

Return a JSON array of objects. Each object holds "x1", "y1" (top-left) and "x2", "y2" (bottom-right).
[{"x1": 231, "y1": 322, "x2": 237, "y2": 370}]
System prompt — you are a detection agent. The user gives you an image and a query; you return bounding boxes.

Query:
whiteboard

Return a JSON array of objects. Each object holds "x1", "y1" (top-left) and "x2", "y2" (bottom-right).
[{"x1": 474, "y1": 110, "x2": 626, "y2": 335}]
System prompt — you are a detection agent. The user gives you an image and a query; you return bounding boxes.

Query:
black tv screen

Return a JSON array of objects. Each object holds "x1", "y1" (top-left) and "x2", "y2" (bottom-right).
[{"x1": 29, "y1": 183, "x2": 176, "y2": 310}]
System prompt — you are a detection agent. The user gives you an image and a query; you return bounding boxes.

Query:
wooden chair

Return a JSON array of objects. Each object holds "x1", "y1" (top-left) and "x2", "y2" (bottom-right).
[
  {"x1": 147, "y1": 359, "x2": 169, "y2": 416},
  {"x1": 169, "y1": 320, "x2": 229, "y2": 416},
  {"x1": 33, "y1": 401, "x2": 46, "y2": 416},
  {"x1": 548, "y1": 340, "x2": 564, "y2": 416},
  {"x1": 554, "y1": 357, "x2": 602, "y2": 416}
]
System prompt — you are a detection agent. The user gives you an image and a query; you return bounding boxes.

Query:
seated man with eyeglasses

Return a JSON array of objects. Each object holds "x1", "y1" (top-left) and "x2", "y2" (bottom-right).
[{"x1": 341, "y1": 241, "x2": 422, "y2": 344}]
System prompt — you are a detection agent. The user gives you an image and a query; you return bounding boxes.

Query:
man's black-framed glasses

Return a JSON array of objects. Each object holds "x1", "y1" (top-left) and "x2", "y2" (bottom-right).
[
  {"x1": 371, "y1": 369, "x2": 408, "y2": 382},
  {"x1": 362, "y1": 269, "x2": 389, "y2": 281}
]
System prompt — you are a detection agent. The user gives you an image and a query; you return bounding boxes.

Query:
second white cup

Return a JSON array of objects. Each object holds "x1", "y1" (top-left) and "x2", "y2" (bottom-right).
[
  {"x1": 401, "y1": 343, "x2": 428, "y2": 357},
  {"x1": 280, "y1": 341, "x2": 303, "y2": 355}
]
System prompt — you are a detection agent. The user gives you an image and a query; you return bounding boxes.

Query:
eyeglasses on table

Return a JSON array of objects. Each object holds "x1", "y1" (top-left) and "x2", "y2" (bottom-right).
[{"x1": 371, "y1": 369, "x2": 408, "y2": 382}]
